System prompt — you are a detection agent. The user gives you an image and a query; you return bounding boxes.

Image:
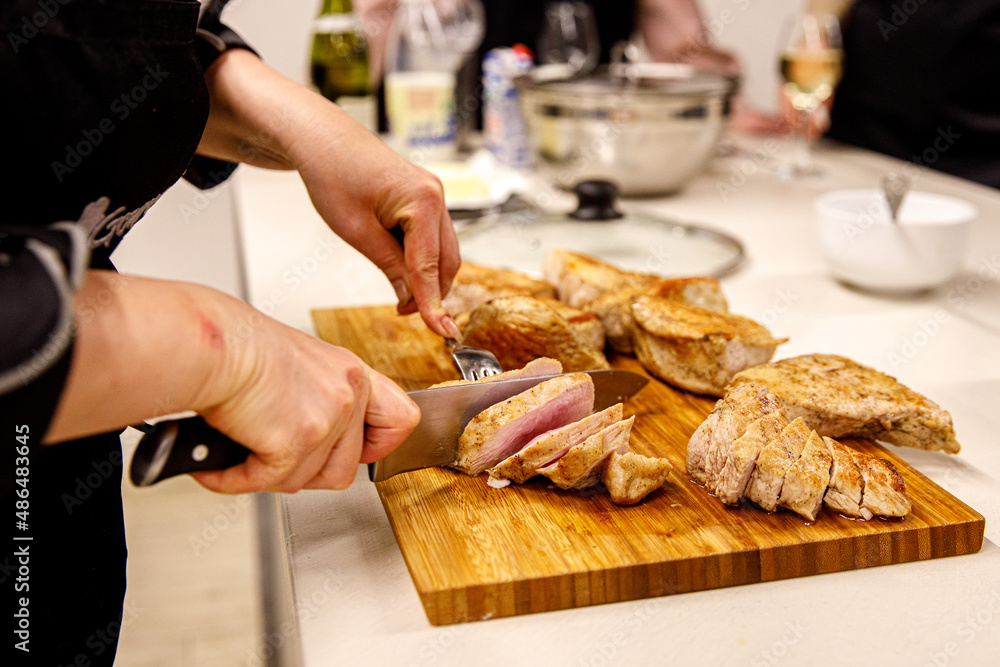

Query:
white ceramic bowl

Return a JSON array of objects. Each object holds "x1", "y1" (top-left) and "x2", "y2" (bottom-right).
[{"x1": 813, "y1": 189, "x2": 976, "y2": 293}]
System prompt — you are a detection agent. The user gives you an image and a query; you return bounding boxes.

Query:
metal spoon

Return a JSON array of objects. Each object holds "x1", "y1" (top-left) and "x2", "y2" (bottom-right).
[{"x1": 881, "y1": 172, "x2": 911, "y2": 223}]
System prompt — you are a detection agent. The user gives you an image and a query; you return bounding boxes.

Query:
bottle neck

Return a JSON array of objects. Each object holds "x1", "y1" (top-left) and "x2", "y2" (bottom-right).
[{"x1": 319, "y1": 0, "x2": 355, "y2": 14}]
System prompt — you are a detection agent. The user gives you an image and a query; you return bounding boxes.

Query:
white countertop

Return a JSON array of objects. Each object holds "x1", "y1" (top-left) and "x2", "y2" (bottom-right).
[{"x1": 234, "y1": 136, "x2": 1000, "y2": 666}]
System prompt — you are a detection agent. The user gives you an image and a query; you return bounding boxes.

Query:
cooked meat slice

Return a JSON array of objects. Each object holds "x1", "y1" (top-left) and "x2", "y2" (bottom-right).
[
  {"x1": 585, "y1": 277, "x2": 728, "y2": 354},
  {"x1": 822, "y1": 437, "x2": 872, "y2": 520},
  {"x1": 538, "y1": 298, "x2": 605, "y2": 352},
  {"x1": 442, "y1": 262, "x2": 556, "y2": 315},
  {"x1": 631, "y1": 295, "x2": 787, "y2": 396},
  {"x1": 778, "y1": 430, "x2": 833, "y2": 521},
  {"x1": 687, "y1": 382, "x2": 768, "y2": 485},
  {"x1": 846, "y1": 447, "x2": 911, "y2": 517},
  {"x1": 713, "y1": 411, "x2": 789, "y2": 504},
  {"x1": 603, "y1": 450, "x2": 672, "y2": 505},
  {"x1": 543, "y1": 249, "x2": 661, "y2": 308},
  {"x1": 538, "y1": 417, "x2": 635, "y2": 490},
  {"x1": 702, "y1": 391, "x2": 784, "y2": 486},
  {"x1": 430, "y1": 357, "x2": 562, "y2": 389},
  {"x1": 460, "y1": 295, "x2": 611, "y2": 372},
  {"x1": 745, "y1": 417, "x2": 812, "y2": 511},
  {"x1": 451, "y1": 373, "x2": 595, "y2": 476},
  {"x1": 730, "y1": 354, "x2": 960, "y2": 454},
  {"x1": 487, "y1": 404, "x2": 624, "y2": 485}
]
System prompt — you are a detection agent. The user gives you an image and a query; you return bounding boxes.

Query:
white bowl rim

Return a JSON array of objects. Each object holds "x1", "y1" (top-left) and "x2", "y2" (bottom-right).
[{"x1": 814, "y1": 189, "x2": 978, "y2": 226}]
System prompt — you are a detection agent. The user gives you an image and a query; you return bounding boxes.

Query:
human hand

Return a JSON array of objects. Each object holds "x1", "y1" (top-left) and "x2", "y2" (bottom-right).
[
  {"x1": 196, "y1": 50, "x2": 462, "y2": 339},
  {"x1": 192, "y1": 304, "x2": 421, "y2": 493},
  {"x1": 294, "y1": 121, "x2": 462, "y2": 339}
]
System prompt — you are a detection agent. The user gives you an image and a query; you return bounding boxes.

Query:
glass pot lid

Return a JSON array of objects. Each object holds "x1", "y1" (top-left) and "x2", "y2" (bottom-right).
[{"x1": 457, "y1": 181, "x2": 744, "y2": 278}]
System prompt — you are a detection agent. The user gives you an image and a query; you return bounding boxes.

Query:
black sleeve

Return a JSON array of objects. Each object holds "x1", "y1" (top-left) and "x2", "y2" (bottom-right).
[
  {"x1": 183, "y1": 0, "x2": 262, "y2": 191},
  {"x1": 1, "y1": 223, "x2": 89, "y2": 497}
]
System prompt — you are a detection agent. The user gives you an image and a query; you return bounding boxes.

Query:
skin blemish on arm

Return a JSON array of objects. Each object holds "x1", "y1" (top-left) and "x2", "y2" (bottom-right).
[{"x1": 199, "y1": 314, "x2": 225, "y2": 349}]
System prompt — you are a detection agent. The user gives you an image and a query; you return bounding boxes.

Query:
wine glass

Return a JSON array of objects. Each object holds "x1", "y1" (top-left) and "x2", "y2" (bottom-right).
[
  {"x1": 777, "y1": 13, "x2": 843, "y2": 178},
  {"x1": 536, "y1": 1, "x2": 600, "y2": 77}
]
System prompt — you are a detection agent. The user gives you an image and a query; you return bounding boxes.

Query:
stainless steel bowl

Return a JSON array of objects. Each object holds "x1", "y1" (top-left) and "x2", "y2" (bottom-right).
[{"x1": 517, "y1": 67, "x2": 738, "y2": 196}]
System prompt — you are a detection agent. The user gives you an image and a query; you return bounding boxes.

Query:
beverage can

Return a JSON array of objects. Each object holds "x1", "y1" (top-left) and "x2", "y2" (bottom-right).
[{"x1": 482, "y1": 46, "x2": 534, "y2": 168}]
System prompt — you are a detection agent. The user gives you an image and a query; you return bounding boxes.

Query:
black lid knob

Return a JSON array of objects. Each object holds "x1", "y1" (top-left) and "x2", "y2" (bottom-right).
[{"x1": 569, "y1": 180, "x2": 623, "y2": 221}]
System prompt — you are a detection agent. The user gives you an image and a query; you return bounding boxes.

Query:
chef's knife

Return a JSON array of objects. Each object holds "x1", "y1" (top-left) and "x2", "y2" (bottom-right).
[{"x1": 129, "y1": 369, "x2": 648, "y2": 487}]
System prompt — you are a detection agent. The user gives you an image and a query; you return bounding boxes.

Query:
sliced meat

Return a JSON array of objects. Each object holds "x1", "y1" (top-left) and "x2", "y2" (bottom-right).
[
  {"x1": 701, "y1": 391, "x2": 784, "y2": 487},
  {"x1": 777, "y1": 430, "x2": 833, "y2": 521},
  {"x1": 443, "y1": 262, "x2": 556, "y2": 316},
  {"x1": 430, "y1": 357, "x2": 562, "y2": 389},
  {"x1": 687, "y1": 382, "x2": 768, "y2": 485},
  {"x1": 745, "y1": 417, "x2": 812, "y2": 512},
  {"x1": 631, "y1": 295, "x2": 786, "y2": 396},
  {"x1": 713, "y1": 410, "x2": 789, "y2": 504},
  {"x1": 602, "y1": 450, "x2": 672, "y2": 505},
  {"x1": 586, "y1": 277, "x2": 729, "y2": 354},
  {"x1": 847, "y1": 447, "x2": 911, "y2": 517},
  {"x1": 730, "y1": 354, "x2": 960, "y2": 454},
  {"x1": 451, "y1": 373, "x2": 595, "y2": 476},
  {"x1": 487, "y1": 404, "x2": 624, "y2": 485},
  {"x1": 822, "y1": 437, "x2": 872, "y2": 520},
  {"x1": 543, "y1": 249, "x2": 661, "y2": 308},
  {"x1": 460, "y1": 295, "x2": 611, "y2": 372},
  {"x1": 538, "y1": 417, "x2": 635, "y2": 490}
]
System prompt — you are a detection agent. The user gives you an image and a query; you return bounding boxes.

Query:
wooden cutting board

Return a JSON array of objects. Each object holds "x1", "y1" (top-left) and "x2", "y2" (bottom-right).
[{"x1": 313, "y1": 306, "x2": 985, "y2": 626}]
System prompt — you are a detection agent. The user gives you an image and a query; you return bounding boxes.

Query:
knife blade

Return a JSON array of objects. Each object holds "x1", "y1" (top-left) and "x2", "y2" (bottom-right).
[{"x1": 129, "y1": 369, "x2": 648, "y2": 487}]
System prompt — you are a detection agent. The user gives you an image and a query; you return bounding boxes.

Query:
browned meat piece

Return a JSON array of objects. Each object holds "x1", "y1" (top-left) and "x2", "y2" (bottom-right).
[
  {"x1": 487, "y1": 404, "x2": 624, "y2": 486},
  {"x1": 442, "y1": 262, "x2": 556, "y2": 315},
  {"x1": 602, "y1": 450, "x2": 672, "y2": 505},
  {"x1": 631, "y1": 295, "x2": 786, "y2": 396},
  {"x1": 586, "y1": 277, "x2": 729, "y2": 354},
  {"x1": 460, "y1": 296, "x2": 611, "y2": 372},
  {"x1": 686, "y1": 382, "x2": 768, "y2": 485},
  {"x1": 537, "y1": 417, "x2": 634, "y2": 489},
  {"x1": 745, "y1": 417, "x2": 812, "y2": 512},
  {"x1": 451, "y1": 373, "x2": 595, "y2": 476},
  {"x1": 730, "y1": 354, "x2": 960, "y2": 454},
  {"x1": 543, "y1": 249, "x2": 661, "y2": 308},
  {"x1": 778, "y1": 430, "x2": 833, "y2": 521},
  {"x1": 430, "y1": 357, "x2": 562, "y2": 389},
  {"x1": 538, "y1": 298, "x2": 605, "y2": 352},
  {"x1": 713, "y1": 411, "x2": 789, "y2": 504},
  {"x1": 846, "y1": 447, "x2": 911, "y2": 517},
  {"x1": 822, "y1": 437, "x2": 872, "y2": 520},
  {"x1": 701, "y1": 391, "x2": 784, "y2": 486}
]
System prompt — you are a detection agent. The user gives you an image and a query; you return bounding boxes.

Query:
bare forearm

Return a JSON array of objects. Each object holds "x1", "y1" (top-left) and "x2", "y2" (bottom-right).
[{"x1": 45, "y1": 271, "x2": 240, "y2": 443}]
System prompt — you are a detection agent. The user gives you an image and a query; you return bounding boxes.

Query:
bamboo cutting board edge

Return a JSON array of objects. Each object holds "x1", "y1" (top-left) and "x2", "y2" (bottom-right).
[{"x1": 313, "y1": 306, "x2": 986, "y2": 626}]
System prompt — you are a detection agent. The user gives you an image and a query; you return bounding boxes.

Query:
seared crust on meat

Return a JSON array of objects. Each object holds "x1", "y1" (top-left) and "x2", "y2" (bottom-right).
[
  {"x1": 443, "y1": 262, "x2": 556, "y2": 315},
  {"x1": 603, "y1": 450, "x2": 672, "y2": 505},
  {"x1": 847, "y1": 447, "x2": 911, "y2": 517},
  {"x1": 543, "y1": 249, "x2": 661, "y2": 308},
  {"x1": 586, "y1": 277, "x2": 729, "y2": 354},
  {"x1": 778, "y1": 430, "x2": 833, "y2": 521},
  {"x1": 631, "y1": 296, "x2": 786, "y2": 396},
  {"x1": 460, "y1": 296, "x2": 611, "y2": 372},
  {"x1": 714, "y1": 411, "x2": 789, "y2": 504},
  {"x1": 730, "y1": 354, "x2": 960, "y2": 453},
  {"x1": 745, "y1": 417, "x2": 811, "y2": 512},
  {"x1": 822, "y1": 437, "x2": 871, "y2": 519}
]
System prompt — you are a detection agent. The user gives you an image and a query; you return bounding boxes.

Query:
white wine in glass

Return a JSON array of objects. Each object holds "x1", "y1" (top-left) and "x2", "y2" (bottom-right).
[{"x1": 778, "y1": 14, "x2": 843, "y2": 177}]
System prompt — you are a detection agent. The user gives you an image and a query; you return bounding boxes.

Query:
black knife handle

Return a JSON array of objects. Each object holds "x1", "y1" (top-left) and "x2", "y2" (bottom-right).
[{"x1": 130, "y1": 416, "x2": 250, "y2": 487}]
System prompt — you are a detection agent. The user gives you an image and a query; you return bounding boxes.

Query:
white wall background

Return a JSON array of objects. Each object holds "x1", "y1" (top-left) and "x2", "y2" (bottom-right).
[{"x1": 112, "y1": 0, "x2": 801, "y2": 290}]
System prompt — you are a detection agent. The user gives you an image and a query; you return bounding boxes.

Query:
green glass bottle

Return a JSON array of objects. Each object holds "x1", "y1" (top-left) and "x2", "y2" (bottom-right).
[{"x1": 310, "y1": 0, "x2": 376, "y2": 131}]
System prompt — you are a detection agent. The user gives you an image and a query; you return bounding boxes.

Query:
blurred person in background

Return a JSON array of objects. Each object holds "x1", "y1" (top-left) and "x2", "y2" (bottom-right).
[{"x1": 826, "y1": 0, "x2": 1000, "y2": 189}]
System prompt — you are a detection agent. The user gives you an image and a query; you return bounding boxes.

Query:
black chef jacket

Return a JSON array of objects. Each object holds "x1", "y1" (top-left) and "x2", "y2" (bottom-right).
[{"x1": 0, "y1": 1, "x2": 250, "y2": 664}]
